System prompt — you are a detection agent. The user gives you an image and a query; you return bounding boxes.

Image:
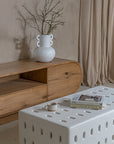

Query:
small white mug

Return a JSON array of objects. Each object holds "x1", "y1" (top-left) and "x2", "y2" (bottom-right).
[{"x1": 47, "y1": 103, "x2": 57, "y2": 111}]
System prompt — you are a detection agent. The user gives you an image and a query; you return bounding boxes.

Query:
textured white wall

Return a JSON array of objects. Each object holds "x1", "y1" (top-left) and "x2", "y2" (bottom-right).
[
  {"x1": 0, "y1": 0, "x2": 80, "y2": 63},
  {"x1": 0, "y1": 0, "x2": 113, "y2": 80}
]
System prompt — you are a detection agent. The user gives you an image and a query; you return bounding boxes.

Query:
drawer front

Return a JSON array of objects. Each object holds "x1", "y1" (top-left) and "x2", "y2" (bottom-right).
[
  {"x1": 48, "y1": 62, "x2": 82, "y2": 100},
  {"x1": 0, "y1": 84, "x2": 47, "y2": 118},
  {"x1": 0, "y1": 113, "x2": 18, "y2": 125}
]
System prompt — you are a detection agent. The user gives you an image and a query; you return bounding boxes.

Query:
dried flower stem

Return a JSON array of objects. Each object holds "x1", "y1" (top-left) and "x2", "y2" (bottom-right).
[{"x1": 19, "y1": 0, "x2": 64, "y2": 35}]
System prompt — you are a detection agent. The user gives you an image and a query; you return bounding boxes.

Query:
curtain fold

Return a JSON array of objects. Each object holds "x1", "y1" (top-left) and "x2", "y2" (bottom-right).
[{"x1": 78, "y1": 0, "x2": 114, "y2": 87}]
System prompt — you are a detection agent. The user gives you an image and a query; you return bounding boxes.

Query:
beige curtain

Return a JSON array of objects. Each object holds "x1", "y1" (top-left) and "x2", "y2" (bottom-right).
[{"x1": 78, "y1": 0, "x2": 114, "y2": 87}]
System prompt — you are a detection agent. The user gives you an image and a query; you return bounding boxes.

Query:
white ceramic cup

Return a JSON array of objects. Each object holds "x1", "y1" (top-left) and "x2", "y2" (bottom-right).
[{"x1": 47, "y1": 103, "x2": 57, "y2": 111}]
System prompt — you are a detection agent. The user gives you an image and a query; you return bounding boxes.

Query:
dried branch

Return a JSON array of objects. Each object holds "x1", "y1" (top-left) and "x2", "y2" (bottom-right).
[
  {"x1": 17, "y1": 9, "x2": 27, "y2": 36},
  {"x1": 17, "y1": 0, "x2": 64, "y2": 35},
  {"x1": 22, "y1": 5, "x2": 41, "y2": 33}
]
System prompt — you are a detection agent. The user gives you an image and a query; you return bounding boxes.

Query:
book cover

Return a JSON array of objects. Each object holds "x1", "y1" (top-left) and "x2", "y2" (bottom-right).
[{"x1": 70, "y1": 94, "x2": 104, "y2": 110}]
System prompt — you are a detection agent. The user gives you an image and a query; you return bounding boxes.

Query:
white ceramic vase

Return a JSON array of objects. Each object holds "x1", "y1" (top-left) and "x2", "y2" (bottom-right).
[{"x1": 34, "y1": 34, "x2": 55, "y2": 62}]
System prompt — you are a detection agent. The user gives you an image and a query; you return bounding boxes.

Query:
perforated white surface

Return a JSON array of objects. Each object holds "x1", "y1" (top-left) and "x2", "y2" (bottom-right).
[{"x1": 19, "y1": 86, "x2": 114, "y2": 144}]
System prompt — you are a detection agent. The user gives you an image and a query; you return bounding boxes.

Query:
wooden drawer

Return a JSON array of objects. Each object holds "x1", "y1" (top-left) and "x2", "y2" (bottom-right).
[
  {"x1": 48, "y1": 62, "x2": 82, "y2": 100},
  {"x1": 0, "y1": 81, "x2": 47, "y2": 118}
]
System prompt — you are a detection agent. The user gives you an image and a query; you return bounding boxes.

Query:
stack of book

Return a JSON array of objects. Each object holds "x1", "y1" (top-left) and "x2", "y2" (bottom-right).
[{"x1": 70, "y1": 94, "x2": 104, "y2": 110}]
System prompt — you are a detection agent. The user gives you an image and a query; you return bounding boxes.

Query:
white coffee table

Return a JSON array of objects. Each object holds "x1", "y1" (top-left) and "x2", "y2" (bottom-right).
[{"x1": 19, "y1": 86, "x2": 114, "y2": 144}]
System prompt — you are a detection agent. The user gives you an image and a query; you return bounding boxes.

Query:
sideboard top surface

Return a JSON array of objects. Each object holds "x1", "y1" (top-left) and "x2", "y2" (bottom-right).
[{"x1": 0, "y1": 58, "x2": 75, "y2": 78}]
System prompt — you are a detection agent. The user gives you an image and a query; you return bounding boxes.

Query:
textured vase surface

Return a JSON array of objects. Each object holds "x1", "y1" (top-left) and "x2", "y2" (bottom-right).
[{"x1": 34, "y1": 34, "x2": 55, "y2": 62}]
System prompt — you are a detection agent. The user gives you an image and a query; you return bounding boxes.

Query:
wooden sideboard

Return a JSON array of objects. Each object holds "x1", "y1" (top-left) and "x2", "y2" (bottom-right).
[{"x1": 0, "y1": 58, "x2": 82, "y2": 125}]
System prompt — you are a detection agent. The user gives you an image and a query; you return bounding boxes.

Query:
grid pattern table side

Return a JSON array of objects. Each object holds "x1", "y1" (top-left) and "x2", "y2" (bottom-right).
[
  {"x1": 19, "y1": 86, "x2": 114, "y2": 144},
  {"x1": 19, "y1": 111, "x2": 70, "y2": 144}
]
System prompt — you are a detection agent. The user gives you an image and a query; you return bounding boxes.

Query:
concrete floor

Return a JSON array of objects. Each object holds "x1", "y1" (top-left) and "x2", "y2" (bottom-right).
[{"x1": 0, "y1": 84, "x2": 114, "y2": 144}]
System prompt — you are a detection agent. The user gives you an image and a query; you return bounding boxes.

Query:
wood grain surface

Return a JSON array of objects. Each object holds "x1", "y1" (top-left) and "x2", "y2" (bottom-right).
[
  {"x1": 0, "y1": 58, "x2": 82, "y2": 124},
  {"x1": 0, "y1": 113, "x2": 18, "y2": 125},
  {"x1": 0, "y1": 82, "x2": 47, "y2": 118},
  {"x1": 0, "y1": 58, "x2": 72, "y2": 78},
  {"x1": 48, "y1": 62, "x2": 82, "y2": 100}
]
